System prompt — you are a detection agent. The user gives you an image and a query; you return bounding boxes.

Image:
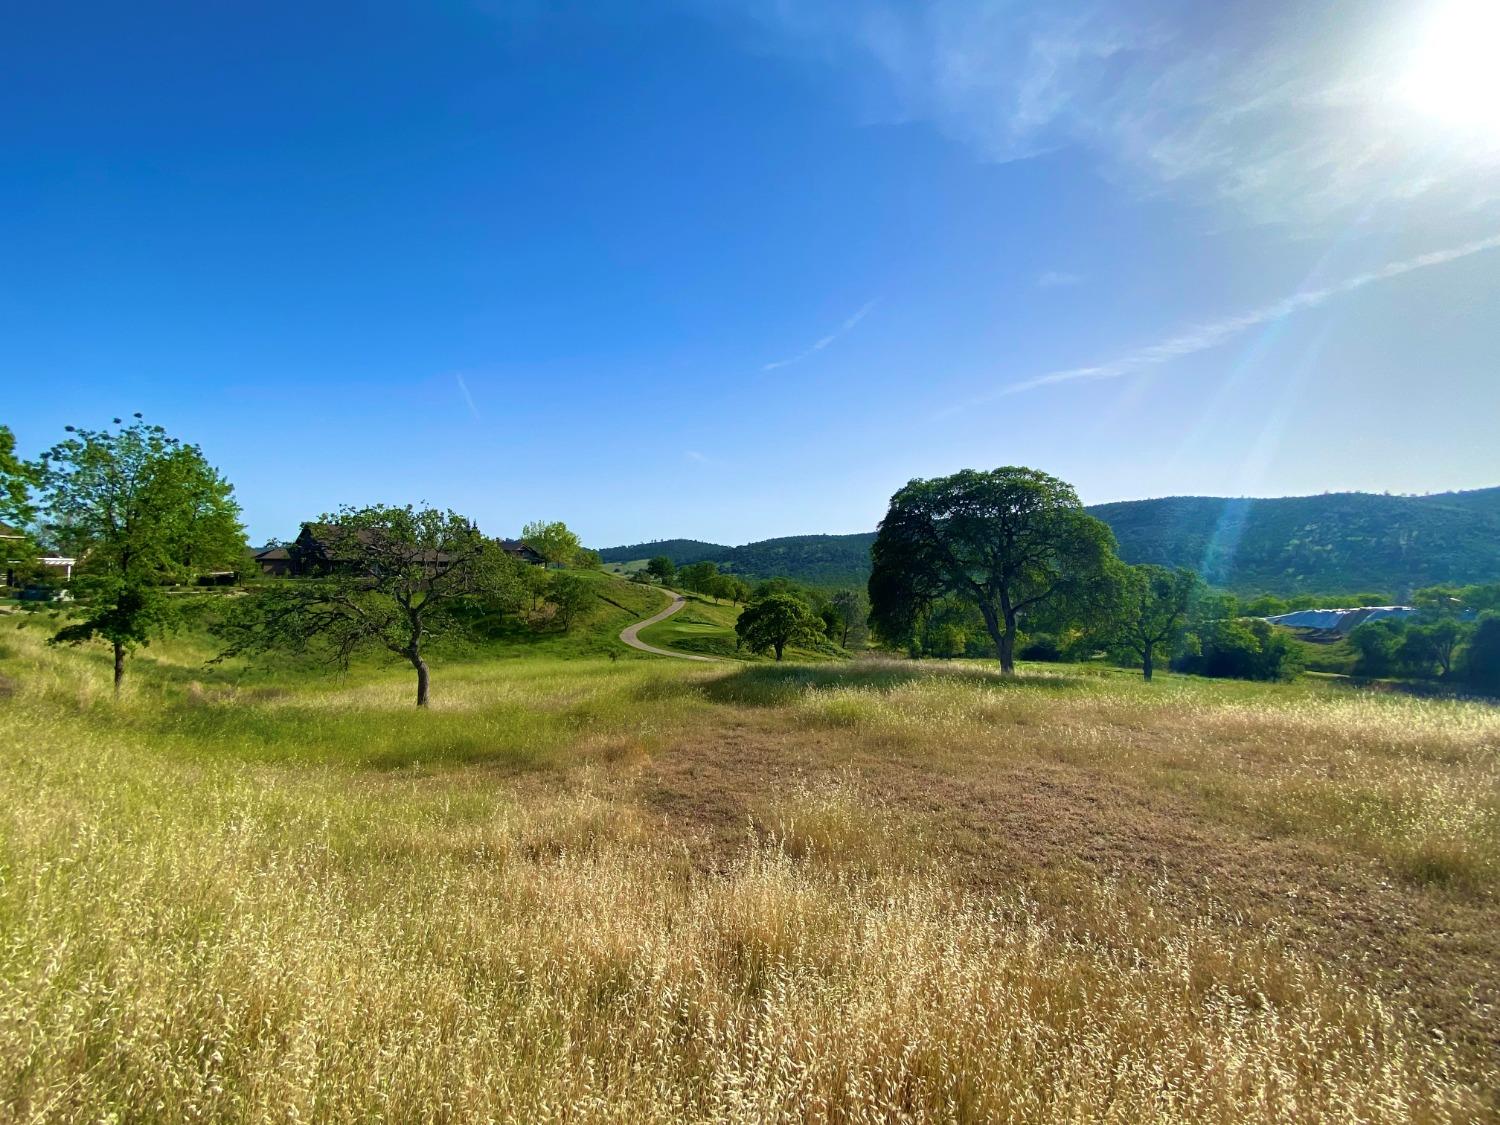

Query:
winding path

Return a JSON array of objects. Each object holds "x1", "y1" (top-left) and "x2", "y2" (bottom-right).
[{"x1": 619, "y1": 589, "x2": 719, "y2": 662}]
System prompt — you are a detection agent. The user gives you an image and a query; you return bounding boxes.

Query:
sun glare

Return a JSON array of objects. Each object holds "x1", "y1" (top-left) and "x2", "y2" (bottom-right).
[{"x1": 1401, "y1": 0, "x2": 1500, "y2": 135}]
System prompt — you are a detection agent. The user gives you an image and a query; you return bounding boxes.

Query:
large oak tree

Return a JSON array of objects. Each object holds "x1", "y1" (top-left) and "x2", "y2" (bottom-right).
[{"x1": 868, "y1": 467, "x2": 1116, "y2": 675}]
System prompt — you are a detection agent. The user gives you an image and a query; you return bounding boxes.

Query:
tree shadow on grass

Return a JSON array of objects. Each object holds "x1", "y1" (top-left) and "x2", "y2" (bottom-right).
[{"x1": 665, "y1": 658, "x2": 1090, "y2": 709}]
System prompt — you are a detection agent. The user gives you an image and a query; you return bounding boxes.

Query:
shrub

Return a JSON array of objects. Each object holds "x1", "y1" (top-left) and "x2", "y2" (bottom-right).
[{"x1": 1175, "y1": 618, "x2": 1300, "y2": 681}]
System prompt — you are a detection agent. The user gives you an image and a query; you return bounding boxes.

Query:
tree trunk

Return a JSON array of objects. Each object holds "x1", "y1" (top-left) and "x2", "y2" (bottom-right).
[
  {"x1": 408, "y1": 647, "x2": 431, "y2": 707},
  {"x1": 998, "y1": 623, "x2": 1016, "y2": 676},
  {"x1": 978, "y1": 600, "x2": 1017, "y2": 676},
  {"x1": 1142, "y1": 648, "x2": 1154, "y2": 681},
  {"x1": 774, "y1": 640, "x2": 785, "y2": 661},
  {"x1": 113, "y1": 640, "x2": 125, "y2": 695}
]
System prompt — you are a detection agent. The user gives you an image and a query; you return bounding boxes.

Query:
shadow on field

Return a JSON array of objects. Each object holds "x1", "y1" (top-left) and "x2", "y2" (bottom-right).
[{"x1": 653, "y1": 659, "x2": 1086, "y2": 708}]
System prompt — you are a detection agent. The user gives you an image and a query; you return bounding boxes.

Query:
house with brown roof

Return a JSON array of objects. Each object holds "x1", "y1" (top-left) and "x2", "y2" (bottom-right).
[
  {"x1": 277, "y1": 524, "x2": 545, "y2": 577},
  {"x1": 251, "y1": 546, "x2": 293, "y2": 576},
  {"x1": 499, "y1": 539, "x2": 547, "y2": 566}
]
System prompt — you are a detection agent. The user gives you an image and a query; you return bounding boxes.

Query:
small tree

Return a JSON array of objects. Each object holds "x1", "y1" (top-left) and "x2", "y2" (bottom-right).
[
  {"x1": 521, "y1": 520, "x2": 583, "y2": 568},
  {"x1": 678, "y1": 561, "x2": 719, "y2": 596},
  {"x1": 1349, "y1": 620, "x2": 1403, "y2": 677},
  {"x1": 547, "y1": 571, "x2": 594, "y2": 631},
  {"x1": 1400, "y1": 618, "x2": 1466, "y2": 679},
  {"x1": 735, "y1": 593, "x2": 823, "y2": 661},
  {"x1": 1109, "y1": 564, "x2": 1200, "y2": 680},
  {"x1": 645, "y1": 555, "x2": 676, "y2": 584},
  {"x1": 521, "y1": 564, "x2": 551, "y2": 613},
  {"x1": 829, "y1": 588, "x2": 869, "y2": 648},
  {"x1": 216, "y1": 505, "x2": 522, "y2": 706},
  {"x1": 41, "y1": 417, "x2": 245, "y2": 692},
  {"x1": 869, "y1": 467, "x2": 1116, "y2": 675}
]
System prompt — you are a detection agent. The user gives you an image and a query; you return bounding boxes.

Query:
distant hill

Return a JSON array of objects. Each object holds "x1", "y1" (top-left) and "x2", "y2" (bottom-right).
[
  {"x1": 598, "y1": 486, "x2": 1500, "y2": 595},
  {"x1": 1091, "y1": 487, "x2": 1500, "y2": 594},
  {"x1": 597, "y1": 539, "x2": 730, "y2": 567}
]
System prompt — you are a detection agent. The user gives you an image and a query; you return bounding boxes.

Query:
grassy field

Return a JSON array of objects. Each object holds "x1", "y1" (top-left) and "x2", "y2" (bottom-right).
[{"x1": 2, "y1": 609, "x2": 1498, "y2": 1122}]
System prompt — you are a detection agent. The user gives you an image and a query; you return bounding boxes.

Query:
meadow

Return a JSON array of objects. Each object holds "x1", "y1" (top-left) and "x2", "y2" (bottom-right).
[{"x1": 2, "y1": 610, "x2": 1498, "y2": 1123}]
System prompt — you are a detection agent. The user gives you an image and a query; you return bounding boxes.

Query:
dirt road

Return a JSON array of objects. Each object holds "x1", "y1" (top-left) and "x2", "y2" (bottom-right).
[{"x1": 619, "y1": 590, "x2": 719, "y2": 661}]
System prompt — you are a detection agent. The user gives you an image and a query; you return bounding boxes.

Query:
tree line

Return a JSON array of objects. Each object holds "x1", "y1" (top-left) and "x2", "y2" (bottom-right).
[
  {"x1": 1, "y1": 419, "x2": 603, "y2": 704},
  {"x1": 864, "y1": 466, "x2": 1500, "y2": 688},
  {"x1": 6, "y1": 421, "x2": 1498, "y2": 698}
]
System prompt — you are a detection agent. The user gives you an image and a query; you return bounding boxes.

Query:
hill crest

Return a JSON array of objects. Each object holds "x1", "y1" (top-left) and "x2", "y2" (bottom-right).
[{"x1": 598, "y1": 486, "x2": 1500, "y2": 594}]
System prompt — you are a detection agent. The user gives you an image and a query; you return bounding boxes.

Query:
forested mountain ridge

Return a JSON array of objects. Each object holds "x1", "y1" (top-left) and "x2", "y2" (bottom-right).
[
  {"x1": 599, "y1": 486, "x2": 1500, "y2": 594},
  {"x1": 1090, "y1": 488, "x2": 1500, "y2": 593},
  {"x1": 597, "y1": 539, "x2": 729, "y2": 567}
]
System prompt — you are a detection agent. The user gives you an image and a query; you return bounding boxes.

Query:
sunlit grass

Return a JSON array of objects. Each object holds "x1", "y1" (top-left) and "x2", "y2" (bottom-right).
[{"x1": 1, "y1": 626, "x2": 1495, "y2": 1121}]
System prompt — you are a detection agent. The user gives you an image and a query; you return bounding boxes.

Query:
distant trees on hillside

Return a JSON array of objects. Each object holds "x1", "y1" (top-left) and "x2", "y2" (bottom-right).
[
  {"x1": 678, "y1": 561, "x2": 720, "y2": 597},
  {"x1": 869, "y1": 467, "x2": 1116, "y2": 675},
  {"x1": 1346, "y1": 589, "x2": 1499, "y2": 686}
]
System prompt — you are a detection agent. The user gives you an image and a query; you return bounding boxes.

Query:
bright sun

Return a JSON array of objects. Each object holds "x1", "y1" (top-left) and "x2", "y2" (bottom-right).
[{"x1": 1401, "y1": 0, "x2": 1500, "y2": 135}]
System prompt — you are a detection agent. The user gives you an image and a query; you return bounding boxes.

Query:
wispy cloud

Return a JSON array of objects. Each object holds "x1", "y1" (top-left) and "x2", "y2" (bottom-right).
[
  {"x1": 1038, "y1": 270, "x2": 1082, "y2": 288},
  {"x1": 455, "y1": 374, "x2": 481, "y2": 420},
  {"x1": 1000, "y1": 233, "x2": 1500, "y2": 395},
  {"x1": 718, "y1": 0, "x2": 1500, "y2": 225},
  {"x1": 762, "y1": 298, "x2": 878, "y2": 372}
]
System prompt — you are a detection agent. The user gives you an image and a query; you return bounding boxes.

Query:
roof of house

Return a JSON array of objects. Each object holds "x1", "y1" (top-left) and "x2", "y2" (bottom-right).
[
  {"x1": 253, "y1": 547, "x2": 291, "y2": 560},
  {"x1": 1265, "y1": 606, "x2": 1416, "y2": 634}
]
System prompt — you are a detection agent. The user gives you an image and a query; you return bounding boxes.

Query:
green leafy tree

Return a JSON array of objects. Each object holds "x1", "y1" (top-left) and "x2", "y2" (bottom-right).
[
  {"x1": 1, "y1": 425, "x2": 42, "y2": 587},
  {"x1": 521, "y1": 520, "x2": 583, "y2": 568},
  {"x1": 1176, "y1": 618, "x2": 1300, "y2": 681},
  {"x1": 1349, "y1": 620, "x2": 1403, "y2": 677},
  {"x1": 1463, "y1": 614, "x2": 1500, "y2": 692},
  {"x1": 0, "y1": 425, "x2": 38, "y2": 531},
  {"x1": 678, "y1": 561, "x2": 719, "y2": 597},
  {"x1": 868, "y1": 467, "x2": 1117, "y2": 675},
  {"x1": 707, "y1": 573, "x2": 740, "y2": 604},
  {"x1": 41, "y1": 416, "x2": 245, "y2": 692},
  {"x1": 574, "y1": 548, "x2": 602, "y2": 570},
  {"x1": 216, "y1": 505, "x2": 522, "y2": 706},
  {"x1": 1109, "y1": 564, "x2": 1200, "y2": 680},
  {"x1": 521, "y1": 564, "x2": 551, "y2": 612},
  {"x1": 735, "y1": 593, "x2": 823, "y2": 662},
  {"x1": 547, "y1": 571, "x2": 595, "y2": 631},
  {"x1": 645, "y1": 555, "x2": 676, "y2": 584},
  {"x1": 1400, "y1": 618, "x2": 1466, "y2": 679}
]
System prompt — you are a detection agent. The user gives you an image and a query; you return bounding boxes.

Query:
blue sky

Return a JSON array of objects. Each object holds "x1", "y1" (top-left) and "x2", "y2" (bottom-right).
[{"x1": 4, "y1": 0, "x2": 1497, "y2": 547}]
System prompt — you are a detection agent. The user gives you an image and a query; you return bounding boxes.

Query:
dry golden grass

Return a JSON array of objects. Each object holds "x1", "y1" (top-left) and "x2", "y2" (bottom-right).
[{"x1": 1, "y1": 629, "x2": 1496, "y2": 1122}]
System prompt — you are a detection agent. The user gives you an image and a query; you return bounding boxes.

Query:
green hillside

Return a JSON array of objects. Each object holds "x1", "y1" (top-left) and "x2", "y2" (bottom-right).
[
  {"x1": 599, "y1": 486, "x2": 1500, "y2": 595},
  {"x1": 1092, "y1": 487, "x2": 1500, "y2": 593},
  {"x1": 597, "y1": 539, "x2": 729, "y2": 566}
]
